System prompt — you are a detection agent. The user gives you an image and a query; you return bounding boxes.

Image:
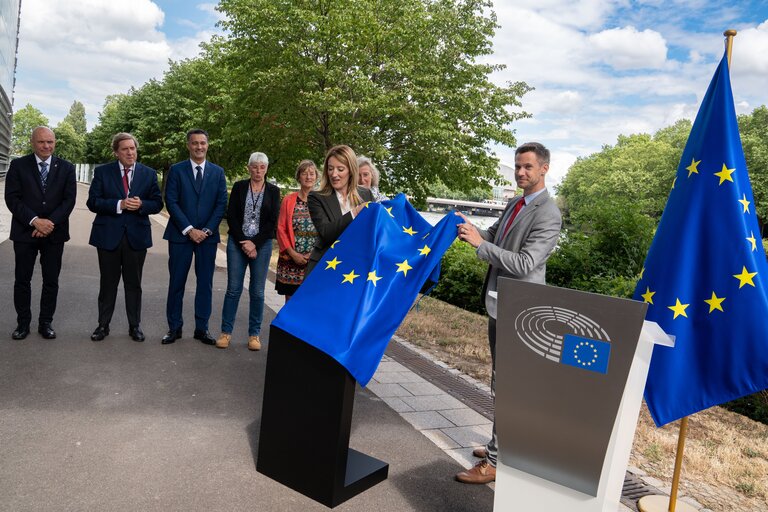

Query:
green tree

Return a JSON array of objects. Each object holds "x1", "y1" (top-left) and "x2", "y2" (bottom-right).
[
  {"x1": 11, "y1": 104, "x2": 49, "y2": 156},
  {"x1": 739, "y1": 106, "x2": 768, "y2": 230},
  {"x1": 53, "y1": 121, "x2": 86, "y2": 162},
  {"x1": 215, "y1": 0, "x2": 530, "y2": 197},
  {"x1": 63, "y1": 100, "x2": 87, "y2": 135}
]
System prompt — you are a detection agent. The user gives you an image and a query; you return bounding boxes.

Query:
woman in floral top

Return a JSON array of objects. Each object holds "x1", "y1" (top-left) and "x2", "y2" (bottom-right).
[{"x1": 275, "y1": 160, "x2": 319, "y2": 301}]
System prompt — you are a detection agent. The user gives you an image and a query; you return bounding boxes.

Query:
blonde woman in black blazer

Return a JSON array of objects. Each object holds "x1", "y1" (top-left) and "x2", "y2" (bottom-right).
[{"x1": 306, "y1": 145, "x2": 373, "y2": 276}]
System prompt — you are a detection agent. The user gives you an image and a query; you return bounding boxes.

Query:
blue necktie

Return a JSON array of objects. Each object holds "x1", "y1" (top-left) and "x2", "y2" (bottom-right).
[
  {"x1": 195, "y1": 165, "x2": 203, "y2": 189},
  {"x1": 39, "y1": 161, "x2": 49, "y2": 191}
]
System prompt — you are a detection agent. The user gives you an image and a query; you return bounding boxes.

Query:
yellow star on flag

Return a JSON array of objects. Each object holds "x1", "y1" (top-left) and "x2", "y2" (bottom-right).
[
  {"x1": 671, "y1": 177, "x2": 677, "y2": 190},
  {"x1": 733, "y1": 266, "x2": 757, "y2": 288},
  {"x1": 738, "y1": 194, "x2": 751, "y2": 213},
  {"x1": 385, "y1": 207, "x2": 395, "y2": 218},
  {"x1": 668, "y1": 299, "x2": 689, "y2": 319},
  {"x1": 747, "y1": 231, "x2": 757, "y2": 252},
  {"x1": 330, "y1": 239, "x2": 341, "y2": 249},
  {"x1": 342, "y1": 270, "x2": 359, "y2": 284},
  {"x1": 325, "y1": 256, "x2": 342, "y2": 270},
  {"x1": 639, "y1": 267, "x2": 645, "y2": 279},
  {"x1": 686, "y1": 158, "x2": 700, "y2": 177},
  {"x1": 402, "y1": 226, "x2": 417, "y2": 236},
  {"x1": 714, "y1": 163, "x2": 735, "y2": 185},
  {"x1": 418, "y1": 244, "x2": 431, "y2": 256},
  {"x1": 363, "y1": 201, "x2": 371, "y2": 208},
  {"x1": 396, "y1": 259, "x2": 413, "y2": 277},
  {"x1": 367, "y1": 270, "x2": 383, "y2": 286},
  {"x1": 641, "y1": 287, "x2": 655, "y2": 304},
  {"x1": 704, "y1": 292, "x2": 725, "y2": 313}
]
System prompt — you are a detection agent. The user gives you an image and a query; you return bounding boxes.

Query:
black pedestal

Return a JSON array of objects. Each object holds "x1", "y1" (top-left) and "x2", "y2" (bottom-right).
[{"x1": 257, "y1": 325, "x2": 389, "y2": 508}]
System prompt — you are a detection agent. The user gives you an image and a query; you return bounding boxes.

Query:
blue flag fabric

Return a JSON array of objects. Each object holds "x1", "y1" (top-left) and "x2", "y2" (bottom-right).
[
  {"x1": 272, "y1": 193, "x2": 460, "y2": 385},
  {"x1": 634, "y1": 53, "x2": 768, "y2": 427},
  {"x1": 561, "y1": 335, "x2": 611, "y2": 375}
]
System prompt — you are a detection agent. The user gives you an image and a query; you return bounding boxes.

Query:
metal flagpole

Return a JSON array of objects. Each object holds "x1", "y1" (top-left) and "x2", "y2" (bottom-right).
[{"x1": 637, "y1": 29, "x2": 737, "y2": 512}]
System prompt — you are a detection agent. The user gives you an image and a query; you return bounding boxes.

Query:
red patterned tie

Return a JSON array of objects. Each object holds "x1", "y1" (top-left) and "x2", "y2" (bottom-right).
[
  {"x1": 123, "y1": 167, "x2": 131, "y2": 196},
  {"x1": 501, "y1": 198, "x2": 525, "y2": 239}
]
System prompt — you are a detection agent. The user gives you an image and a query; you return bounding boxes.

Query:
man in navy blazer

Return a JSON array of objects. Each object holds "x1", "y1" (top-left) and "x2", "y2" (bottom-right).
[
  {"x1": 161, "y1": 129, "x2": 227, "y2": 345},
  {"x1": 455, "y1": 142, "x2": 562, "y2": 484},
  {"x1": 4, "y1": 126, "x2": 76, "y2": 340},
  {"x1": 86, "y1": 133, "x2": 163, "y2": 342}
]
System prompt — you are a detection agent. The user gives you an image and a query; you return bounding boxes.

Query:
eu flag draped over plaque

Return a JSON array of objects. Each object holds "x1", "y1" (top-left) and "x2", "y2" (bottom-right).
[
  {"x1": 634, "y1": 53, "x2": 768, "y2": 427},
  {"x1": 272, "y1": 193, "x2": 459, "y2": 385}
]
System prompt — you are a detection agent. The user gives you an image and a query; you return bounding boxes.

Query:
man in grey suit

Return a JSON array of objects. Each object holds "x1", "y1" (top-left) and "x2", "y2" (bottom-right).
[{"x1": 454, "y1": 142, "x2": 562, "y2": 484}]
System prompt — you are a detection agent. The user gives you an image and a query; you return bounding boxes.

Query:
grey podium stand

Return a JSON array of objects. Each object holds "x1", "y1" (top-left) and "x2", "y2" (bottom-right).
[
  {"x1": 492, "y1": 278, "x2": 672, "y2": 512},
  {"x1": 256, "y1": 325, "x2": 389, "y2": 508}
]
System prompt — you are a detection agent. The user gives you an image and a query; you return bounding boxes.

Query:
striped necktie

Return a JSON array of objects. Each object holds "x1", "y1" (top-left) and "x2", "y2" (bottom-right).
[{"x1": 39, "y1": 161, "x2": 49, "y2": 191}]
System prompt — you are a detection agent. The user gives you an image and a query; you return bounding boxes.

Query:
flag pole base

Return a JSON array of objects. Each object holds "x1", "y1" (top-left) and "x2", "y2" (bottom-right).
[{"x1": 638, "y1": 494, "x2": 698, "y2": 512}]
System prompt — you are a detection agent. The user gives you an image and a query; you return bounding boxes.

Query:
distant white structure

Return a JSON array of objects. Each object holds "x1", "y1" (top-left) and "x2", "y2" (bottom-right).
[{"x1": 492, "y1": 161, "x2": 519, "y2": 201}]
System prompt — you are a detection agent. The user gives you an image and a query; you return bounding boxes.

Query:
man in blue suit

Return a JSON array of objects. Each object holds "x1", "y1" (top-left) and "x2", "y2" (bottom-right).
[
  {"x1": 4, "y1": 126, "x2": 76, "y2": 340},
  {"x1": 161, "y1": 129, "x2": 227, "y2": 345},
  {"x1": 86, "y1": 133, "x2": 163, "y2": 342}
]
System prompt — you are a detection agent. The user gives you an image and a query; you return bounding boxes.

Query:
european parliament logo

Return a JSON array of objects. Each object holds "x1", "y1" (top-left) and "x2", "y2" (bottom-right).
[{"x1": 514, "y1": 306, "x2": 612, "y2": 375}]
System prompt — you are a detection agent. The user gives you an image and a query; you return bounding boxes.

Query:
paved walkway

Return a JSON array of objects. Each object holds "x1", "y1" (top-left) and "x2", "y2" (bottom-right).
[{"x1": 0, "y1": 180, "x2": 663, "y2": 511}]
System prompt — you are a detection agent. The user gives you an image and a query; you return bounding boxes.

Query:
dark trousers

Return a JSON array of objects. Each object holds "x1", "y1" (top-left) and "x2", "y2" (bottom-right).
[
  {"x1": 97, "y1": 234, "x2": 147, "y2": 328},
  {"x1": 13, "y1": 240, "x2": 65, "y2": 326},
  {"x1": 166, "y1": 240, "x2": 217, "y2": 332},
  {"x1": 487, "y1": 317, "x2": 498, "y2": 466}
]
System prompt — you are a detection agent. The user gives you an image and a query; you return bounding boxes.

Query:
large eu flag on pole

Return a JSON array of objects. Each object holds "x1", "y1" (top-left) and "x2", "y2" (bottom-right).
[
  {"x1": 272, "y1": 193, "x2": 459, "y2": 386},
  {"x1": 634, "y1": 53, "x2": 768, "y2": 427}
]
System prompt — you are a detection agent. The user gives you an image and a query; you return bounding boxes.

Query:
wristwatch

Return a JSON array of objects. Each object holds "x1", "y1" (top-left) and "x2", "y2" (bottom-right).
[{"x1": 202, "y1": 228, "x2": 213, "y2": 236}]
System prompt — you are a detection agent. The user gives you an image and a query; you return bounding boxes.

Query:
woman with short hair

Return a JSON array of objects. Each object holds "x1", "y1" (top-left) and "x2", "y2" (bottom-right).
[{"x1": 216, "y1": 152, "x2": 280, "y2": 351}]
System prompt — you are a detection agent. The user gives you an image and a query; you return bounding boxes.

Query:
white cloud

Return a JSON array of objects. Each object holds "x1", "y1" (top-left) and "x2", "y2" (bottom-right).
[{"x1": 588, "y1": 26, "x2": 668, "y2": 69}]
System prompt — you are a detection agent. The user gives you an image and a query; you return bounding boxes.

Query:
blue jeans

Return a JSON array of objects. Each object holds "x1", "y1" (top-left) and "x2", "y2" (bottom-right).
[{"x1": 220, "y1": 238, "x2": 272, "y2": 336}]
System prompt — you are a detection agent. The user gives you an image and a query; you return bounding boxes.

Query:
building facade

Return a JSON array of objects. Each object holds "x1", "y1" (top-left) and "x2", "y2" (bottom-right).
[{"x1": 0, "y1": 0, "x2": 21, "y2": 177}]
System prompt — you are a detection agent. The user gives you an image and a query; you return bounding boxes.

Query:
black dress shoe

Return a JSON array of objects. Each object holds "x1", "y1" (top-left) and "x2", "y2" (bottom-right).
[
  {"x1": 12, "y1": 325, "x2": 30, "y2": 340},
  {"x1": 129, "y1": 326, "x2": 145, "y2": 342},
  {"x1": 193, "y1": 330, "x2": 216, "y2": 345},
  {"x1": 38, "y1": 323, "x2": 56, "y2": 339},
  {"x1": 91, "y1": 325, "x2": 110, "y2": 341},
  {"x1": 161, "y1": 329, "x2": 182, "y2": 344}
]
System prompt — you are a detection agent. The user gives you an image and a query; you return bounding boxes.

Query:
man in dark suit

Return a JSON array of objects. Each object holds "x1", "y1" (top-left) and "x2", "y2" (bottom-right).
[
  {"x1": 454, "y1": 142, "x2": 562, "y2": 484},
  {"x1": 86, "y1": 133, "x2": 163, "y2": 342},
  {"x1": 4, "y1": 126, "x2": 77, "y2": 340},
  {"x1": 161, "y1": 129, "x2": 227, "y2": 345}
]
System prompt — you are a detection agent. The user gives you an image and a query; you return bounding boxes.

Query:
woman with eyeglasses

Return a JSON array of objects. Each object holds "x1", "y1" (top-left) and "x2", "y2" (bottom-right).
[
  {"x1": 275, "y1": 160, "x2": 319, "y2": 302},
  {"x1": 216, "y1": 152, "x2": 280, "y2": 351}
]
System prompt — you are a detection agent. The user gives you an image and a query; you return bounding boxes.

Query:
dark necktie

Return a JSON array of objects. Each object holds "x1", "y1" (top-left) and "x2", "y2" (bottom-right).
[
  {"x1": 123, "y1": 167, "x2": 131, "y2": 196},
  {"x1": 501, "y1": 198, "x2": 526, "y2": 239},
  {"x1": 39, "y1": 161, "x2": 49, "y2": 191},
  {"x1": 195, "y1": 165, "x2": 203, "y2": 189}
]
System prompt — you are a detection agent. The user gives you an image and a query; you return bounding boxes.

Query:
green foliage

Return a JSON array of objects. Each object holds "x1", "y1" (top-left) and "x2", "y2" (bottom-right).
[
  {"x1": 547, "y1": 200, "x2": 655, "y2": 297},
  {"x1": 214, "y1": 0, "x2": 530, "y2": 196},
  {"x1": 429, "y1": 179, "x2": 493, "y2": 202},
  {"x1": 63, "y1": 101, "x2": 87, "y2": 134},
  {"x1": 53, "y1": 121, "x2": 86, "y2": 162},
  {"x1": 722, "y1": 390, "x2": 768, "y2": 426},
  {"x1": 11, "y1": 104, "x2": 49, "y2": 156},
  {"x1": 431, "y1": 240, "x2": 488, "y2": 314},
  {"x1": 739, "y1": 106, "x2": 768, "y2": 224},
  {"x1": 556, "y1": 121, "x2": 691, "y2": 220}
]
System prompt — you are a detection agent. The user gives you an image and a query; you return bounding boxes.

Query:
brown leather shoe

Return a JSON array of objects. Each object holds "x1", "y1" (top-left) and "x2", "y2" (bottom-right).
[
  {"x1": 248, "y1": 335, "x2": 261, "y2": 351},
  {"x1": 473, "y1": 447, "x2": 488, "y2": 458},
  {"x1": 216, "y1": 333, "x2": 231, "y2": 349},
  {"x1": 456, "y1": 459, "x2": 496, "y2": 484}
]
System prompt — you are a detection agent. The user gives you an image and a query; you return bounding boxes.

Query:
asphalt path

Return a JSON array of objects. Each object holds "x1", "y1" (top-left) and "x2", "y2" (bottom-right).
[{"x1": 0, "y1": 183, "x2": 494, "y2": 512}]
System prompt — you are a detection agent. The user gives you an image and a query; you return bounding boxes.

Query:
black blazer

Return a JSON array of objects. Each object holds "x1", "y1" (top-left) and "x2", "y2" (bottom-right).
[
  {"x1": 4, "y1": 153, "x2": 77, "y2": 243},
  {"x1": 86, "y1": 161, "x2": 164, "y2": 251},
  {"x1": 226, "y1": 180, "x2": 280, "y2": 249},
  {"x1": 306, "y1": 187, "x2": 374, "y2": 275}
]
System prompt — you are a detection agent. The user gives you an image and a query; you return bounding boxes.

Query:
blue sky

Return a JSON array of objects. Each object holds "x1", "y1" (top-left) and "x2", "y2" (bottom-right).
[{"x1": 12, "y1": 1, "x2": 768, "y2": 189}]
